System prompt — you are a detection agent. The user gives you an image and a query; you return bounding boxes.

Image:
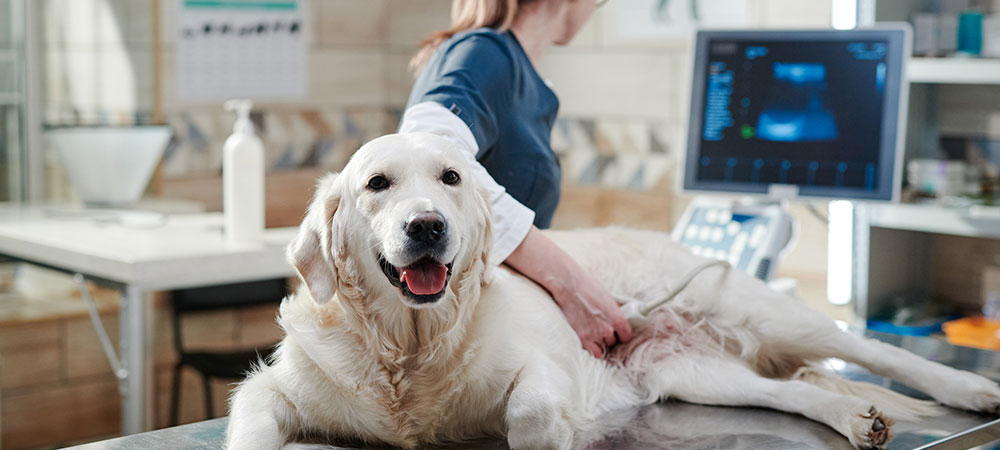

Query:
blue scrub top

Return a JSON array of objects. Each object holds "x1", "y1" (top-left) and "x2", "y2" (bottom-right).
[{"x1": 405, "y1": 28, "x2": 561, "y2": 229}]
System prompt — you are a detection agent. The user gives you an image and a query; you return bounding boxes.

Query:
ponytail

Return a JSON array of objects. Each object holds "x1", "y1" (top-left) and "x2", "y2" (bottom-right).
[{"x1": 410, "y1": 0, "x2": 536, "y2": 74}]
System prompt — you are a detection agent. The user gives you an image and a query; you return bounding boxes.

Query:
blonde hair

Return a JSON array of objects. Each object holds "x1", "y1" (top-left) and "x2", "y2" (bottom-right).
[{"x1": 410, "y1": 0, "x2": 540, "y2": 73}]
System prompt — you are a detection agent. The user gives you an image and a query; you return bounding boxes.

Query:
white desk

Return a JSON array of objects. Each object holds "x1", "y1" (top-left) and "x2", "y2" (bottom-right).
[{"x1": 0, "y1": 206, "x2": 297, "y2": 434}]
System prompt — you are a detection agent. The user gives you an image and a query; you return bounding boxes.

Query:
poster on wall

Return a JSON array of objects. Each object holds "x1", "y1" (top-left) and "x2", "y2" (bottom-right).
[
  {"x1": 609, "y1": 0, "x2": 749, "y2": 40},
  {"x1": 175, "y1": 0, "x2": 308, "y2": 101}
]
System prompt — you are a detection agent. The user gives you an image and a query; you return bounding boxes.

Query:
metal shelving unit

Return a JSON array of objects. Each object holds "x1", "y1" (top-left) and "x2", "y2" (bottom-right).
[
  {"x1": 844, "y1": 2, "x2": 1000, "y2": 324},
  {"x1": 908, "y1": 57, "x2": 1000, "y2": 85},
  {"x1": 865, "y1": 203, "x2": 1000, "y2": 239}
]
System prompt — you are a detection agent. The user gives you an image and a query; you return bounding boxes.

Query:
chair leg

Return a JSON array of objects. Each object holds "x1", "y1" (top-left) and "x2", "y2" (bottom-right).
[
  {"x1": 202, "y1": 373, "x2": 214, "y2": 419},
  {"x1": 169, "y1": 363, "x2": 183, "y2": 426}
]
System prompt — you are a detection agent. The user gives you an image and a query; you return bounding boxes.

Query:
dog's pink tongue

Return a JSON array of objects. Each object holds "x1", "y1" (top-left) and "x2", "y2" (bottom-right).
[{"x1": 400, "y1": 261, "x2": 448, "y2": 295}]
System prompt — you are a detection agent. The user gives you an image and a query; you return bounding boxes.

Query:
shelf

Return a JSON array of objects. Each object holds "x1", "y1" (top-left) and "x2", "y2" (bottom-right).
[
  {"x1": 908, "y1": 58, "x2": 1000, "y2": 85},
  {"x1": 864, "y1": 203, "x2": 1000, "y2": 239}
]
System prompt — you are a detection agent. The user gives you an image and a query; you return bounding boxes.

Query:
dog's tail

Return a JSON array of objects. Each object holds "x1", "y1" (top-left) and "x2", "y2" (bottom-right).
[{"x1": 793, "y1": 365, "x2": 943, "y2": 421}]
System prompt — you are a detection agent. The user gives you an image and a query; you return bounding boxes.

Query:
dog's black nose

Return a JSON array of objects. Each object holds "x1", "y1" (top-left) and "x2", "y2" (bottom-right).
[{"x1": 405, "y1": 212, "x2": 447, "y2": 242}]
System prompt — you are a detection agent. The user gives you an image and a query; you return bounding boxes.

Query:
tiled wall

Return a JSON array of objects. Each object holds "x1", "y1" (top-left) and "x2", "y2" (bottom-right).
[
  {"x1": 38, "y1": 0, "x2": 838, "y2": 276},
  {"x1": 40, "y1": 0, "x2": 156, "y2": 124},
  {"x1": 0, "y1": 290, "x2": 284, "y2": 448}
]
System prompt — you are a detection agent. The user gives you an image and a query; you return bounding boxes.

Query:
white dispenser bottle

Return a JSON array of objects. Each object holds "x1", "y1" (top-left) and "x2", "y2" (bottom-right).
[{"x1": 223, "y1": 99, "x2": 265, "y2": 242}]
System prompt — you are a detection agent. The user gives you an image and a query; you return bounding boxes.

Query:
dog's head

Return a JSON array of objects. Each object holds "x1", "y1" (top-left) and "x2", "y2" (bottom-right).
[{"x1": 287, "y1": 133, "x2": 492, "y2": 310}]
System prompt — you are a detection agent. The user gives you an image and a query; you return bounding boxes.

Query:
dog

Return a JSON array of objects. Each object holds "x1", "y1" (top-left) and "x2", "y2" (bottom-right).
[{"x1": 226, "y1": 132, "x2": 1000, "y2": 450}]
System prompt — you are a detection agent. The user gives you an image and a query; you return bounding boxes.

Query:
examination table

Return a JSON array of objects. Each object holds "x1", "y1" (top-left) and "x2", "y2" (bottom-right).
[{"x1": 65, "y1": 329, "x2": 1000, "y2": 450}]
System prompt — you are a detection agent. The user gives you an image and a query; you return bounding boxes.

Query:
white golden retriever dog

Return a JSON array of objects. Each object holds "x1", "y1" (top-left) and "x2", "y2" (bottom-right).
[{"x1": 227, "y1": 133, "x2": 1000, "y2": 450}]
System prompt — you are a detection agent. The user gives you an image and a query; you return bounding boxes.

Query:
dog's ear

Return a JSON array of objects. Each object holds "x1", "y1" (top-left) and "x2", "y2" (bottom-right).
[
  {"x1": 287, "y1": 173, "x2": 341, "y2": 304},
  {"x1": 471, "y1": 186, "x2": 494, "y2": 280}
]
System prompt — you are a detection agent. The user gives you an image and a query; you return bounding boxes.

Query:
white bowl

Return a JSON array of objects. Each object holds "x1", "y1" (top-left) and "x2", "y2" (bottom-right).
[{"x1": 45, "y1": 126, "x2": 172, "y2": 207}]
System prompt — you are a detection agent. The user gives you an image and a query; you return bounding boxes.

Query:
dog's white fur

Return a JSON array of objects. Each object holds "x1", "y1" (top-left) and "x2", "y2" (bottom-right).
[{"x1": 227, "y1": 133, "x2": 1000, "y2": 450}]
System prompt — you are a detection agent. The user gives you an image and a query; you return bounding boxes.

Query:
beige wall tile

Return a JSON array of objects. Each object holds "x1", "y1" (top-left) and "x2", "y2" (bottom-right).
[
  {"x1": 2, "y1": 378, "x2": 120, "y2": 449},
  {"x1": 594, "y1": 3, "x2": 697, "y2": 50},
  {"x1": 153, "y1": 364, "x2": 231, "y2": 427},
  {"x1": 308, "y1": 49, "x2": 387, "y2": 106},
  {"x1": 563, "y1": 5, "x2": 601, "y2": 49},
  {"x1": 159, "y1": 0, "x2": 177, "y2": 47},
  {"x1": 124, "y1": 0, "x2": 155, "y2": 48},
  {"x1": 42, "y1": 0, "x2": 99, "y2": 48},
  {"x1": 0, "y1": 321, "x2": 59, "y2": 351},
  {"x1": 776, "y1": 204, "x2": 829, "y2": 279},
  {"x1": 316, "y1": 0, "x2": 389, "y2": 47},
  {"x1": 153, "y1": 301, "x2": 179, "y2": 365},
  {"x1": 236, "y1": 304, "x2": 284, "y2": 348},
  {"x1": 387, "y1": 50, "x2": 416, "y2": 108},
  {"x1": 541, "y1": 50, "x2": 680, "y2": 122},
  {"x1": 98, "y1": 48, "x2": 154, "y2": 113},
  {"x1": 64, "y1": 48, "x2": 102, "y2": 114},
  {"x1": 754, "y1": 0, "x2": 832, "y2": 28},
  {"x1": 1, "y1": 345, "x2": 61, "y2": 389},
  {"x1": 98, "y1": 0, "x2": 130, "y2": 47},
  {"x1": 179, "y1": 309, "x2": 238, "y2": 351},
  {"x1": 386, "y1": 0, "x2": 451, "y2": 50},
  {"x1": 64, "y1": 314, "x2": 118, "y2": 379},
  {"x1": 552, "y1": 186, "x2": 673, "y2": 230},
  {"x1": 43, "y1": 48, "x2": 103, "y2": 117}
]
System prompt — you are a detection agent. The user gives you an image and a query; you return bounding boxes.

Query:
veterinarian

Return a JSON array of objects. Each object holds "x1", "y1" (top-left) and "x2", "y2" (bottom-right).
[{"x1": 398, "y1": 0, "x2": 633, "y2": 357}]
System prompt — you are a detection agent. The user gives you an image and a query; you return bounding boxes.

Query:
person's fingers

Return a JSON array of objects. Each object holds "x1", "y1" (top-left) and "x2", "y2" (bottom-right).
[
  {"x1": 604, "y1": 328, "x2": 618, "y2": 348},
  {"x1": 583, "y1": 341, "x2": 603, "y2": 358},
  {"x1": 612, "y1": 314, "x2": 633, "y2": 342}
]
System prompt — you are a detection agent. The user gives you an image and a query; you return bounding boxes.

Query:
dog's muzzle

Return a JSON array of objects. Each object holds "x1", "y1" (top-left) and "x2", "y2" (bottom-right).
[{"x1": 378, "y1": 254, "x2": 454, "y2": 304}]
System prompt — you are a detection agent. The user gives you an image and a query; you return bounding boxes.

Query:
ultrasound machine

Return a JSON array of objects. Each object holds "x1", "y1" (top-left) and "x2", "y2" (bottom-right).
[{"x1": 673, "y1": 28, "x2": 909, "y2": 282}]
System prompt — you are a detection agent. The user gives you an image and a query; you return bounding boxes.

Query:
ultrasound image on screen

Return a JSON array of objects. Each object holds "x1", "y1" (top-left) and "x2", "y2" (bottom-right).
[{"x1": 697, "y1": 40, "x2": 889, "y2": 190}]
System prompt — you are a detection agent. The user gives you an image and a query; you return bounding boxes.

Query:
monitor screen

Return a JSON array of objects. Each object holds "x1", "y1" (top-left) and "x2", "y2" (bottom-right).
[{"x1": 683, "y1": 29, "x2": 909, "y2": 201}]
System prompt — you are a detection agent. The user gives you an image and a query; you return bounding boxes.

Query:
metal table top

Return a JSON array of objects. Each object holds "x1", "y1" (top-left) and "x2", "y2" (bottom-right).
[{"x1": 64, "y1": 329, "x2": 1000, "y2": 450}]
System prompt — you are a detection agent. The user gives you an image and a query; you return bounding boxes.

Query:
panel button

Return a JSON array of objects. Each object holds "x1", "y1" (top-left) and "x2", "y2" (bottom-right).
[
  {"x1": 705, "y1": 209, "x2": 719, "y2": 224},
  {"x1": 726, "y1": 222, "x2": 740, "y2": 236},
  {"x1": 685, "y1": 225, "x2": 699, "y2": 240},
  {"x1": 750, "y1": 225, "x2": 767, "y2": 248}
]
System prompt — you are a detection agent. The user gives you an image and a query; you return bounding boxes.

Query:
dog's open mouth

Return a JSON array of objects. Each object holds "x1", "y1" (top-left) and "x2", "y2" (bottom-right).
[{"x1": 378, "y1": 254, "x2": 453, "y2": 304}]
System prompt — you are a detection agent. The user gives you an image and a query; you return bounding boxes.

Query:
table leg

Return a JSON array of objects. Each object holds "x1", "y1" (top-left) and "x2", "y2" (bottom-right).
[{"x1": 120, "y1": 285, "x2": 153, "y2": 434}]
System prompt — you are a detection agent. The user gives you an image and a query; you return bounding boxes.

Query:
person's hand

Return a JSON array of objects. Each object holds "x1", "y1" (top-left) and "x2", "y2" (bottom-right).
[
  {"x1": 504, "y1": 226, "x2": 633, "y2": 358},
  {"x1": 548, "y1": 268, "x2": 634, "y2": 358}
]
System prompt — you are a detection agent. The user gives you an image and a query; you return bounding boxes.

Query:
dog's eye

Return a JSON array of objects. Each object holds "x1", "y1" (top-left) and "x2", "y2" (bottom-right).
[
  {"x1": 367, "y1": 175, "x2": 389, "y2": 191},
  {"x1": 442, "y1": 170, "x2": 460, "y2": 186}
]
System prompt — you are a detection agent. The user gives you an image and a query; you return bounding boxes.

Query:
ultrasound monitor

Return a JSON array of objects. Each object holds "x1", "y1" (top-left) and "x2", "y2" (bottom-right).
[{"x1": 683, "y1": 28, "x2": 909, "y2": 201}]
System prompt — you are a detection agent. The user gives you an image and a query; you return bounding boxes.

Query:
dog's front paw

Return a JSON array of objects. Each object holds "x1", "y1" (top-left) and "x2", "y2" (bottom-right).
[
  {"x1": 929, "y1": 370, "x2": 1000, "y2": 414},
  {"x1": 506, "y1": 400, "x2": 573, "y2": 450},
  {"x1": 846, "y1": 406, "x2": 894, "y2": 450}
]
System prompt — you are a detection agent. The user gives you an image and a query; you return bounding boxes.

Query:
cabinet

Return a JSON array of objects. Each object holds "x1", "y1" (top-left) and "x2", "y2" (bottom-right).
[{"x1": 845, "y1": 1, "x2": 1000, "y2": 325}]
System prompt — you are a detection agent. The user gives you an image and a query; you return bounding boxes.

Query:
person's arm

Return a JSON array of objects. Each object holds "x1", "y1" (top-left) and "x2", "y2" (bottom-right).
[
  {"x1": 400, "y1": 102, "x2": 632, "y2": 356},
  {"x1": 504, "y1": 226, "x2": 633, "y2": 357}
]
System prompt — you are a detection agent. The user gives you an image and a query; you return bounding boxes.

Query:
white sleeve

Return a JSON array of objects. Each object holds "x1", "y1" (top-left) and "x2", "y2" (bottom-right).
[{"x1": 399, "y1": 101, "x2": 535, "y2": 266}]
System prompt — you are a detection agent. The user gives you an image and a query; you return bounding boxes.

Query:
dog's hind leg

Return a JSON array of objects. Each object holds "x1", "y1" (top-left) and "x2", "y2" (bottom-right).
[
  {"x1": 823, "y1": 332, "x2": 1000, "y2": 415},
  {"x1": 653, "y1": 355, "x2": 894, "y2": 450},
  {"x1": 706, "y1": 279, "x2": 1000, "y2": 415},
  {"x1": 226, "y1": 369, "x2": 294, "y2": 450}
]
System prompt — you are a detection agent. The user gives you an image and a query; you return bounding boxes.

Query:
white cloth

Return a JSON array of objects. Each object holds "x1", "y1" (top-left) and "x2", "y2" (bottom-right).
[{"x1": 399, "y1": 101, "x2": 535, "y2": 266}]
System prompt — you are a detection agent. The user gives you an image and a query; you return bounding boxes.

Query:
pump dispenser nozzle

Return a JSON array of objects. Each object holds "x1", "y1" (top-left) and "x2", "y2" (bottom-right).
[{"x1": 224, "y1": 99, "x2": 255, "y2": 134}]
